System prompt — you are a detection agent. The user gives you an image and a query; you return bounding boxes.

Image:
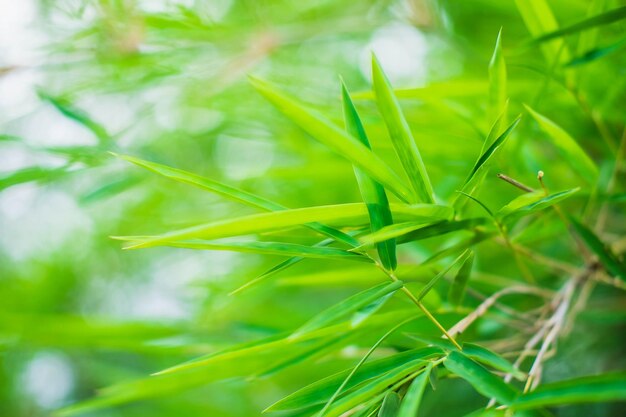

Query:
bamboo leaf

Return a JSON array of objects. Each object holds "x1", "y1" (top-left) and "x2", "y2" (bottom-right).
[
  {"x1": 533, "y1": 6, "x2": 626, "y2": 43},
  {"x1": 418, "y1": 249, "x2": 472, "y2": 301},
  {"x1": 291, "y1": 281, "x2": 404, "y2": 338},
  {"x1": 488, "y1": 28, "x2": 507, "y2": 125},
  {"x1": 141, "y1": 239, "x2": 372, "y2": 262},
  {"x1": 444, "y1": 351, "x2": 517, "y2": 405},
  {"x1": 448, "y1": 250, "x2": 474, "y2": 305},
  {"x1": 463, "y1": 116, "x2": 521, "y2": 190},
  {"x1": 569, "y1": 217, "x2": 626, "y2": 280},
  {"x1": 525, "y1": 106, "x2": 598, "y2": 182},
  {"x1": 342, "y1": 81, "x2": 397, "y2": 271},
  {"x1": 266, "y1": 347, "x2": 442, "y2": 412},
  {"x1": 371, "y1": 54, "x2": 435, "y2": 204},
  {"x1": 566, "y1": 38, "x2": 626, "y2": 67},
  {"x1": 498, "y1": 188, "x2": 580, "y2": 221},
  {"x1": 115, "y1": 203, "x2": 449, "y2": 249},
  {"x1": 397, "y1": 363, "x2": 432, "y2": 417},
  {"x1": 249, "y1": 76, "x2": 413, "y2": 202},
  {"x1": 378, "y1": 391, "x2": 401, "y2": 417},
  {"x1": 512, "y1": 372, "x2": 626, "y2": 409},
  {"x1": 323, "y1": 359, "x2": 430, "y2": 417},
  {"x1": 38, "y1": 91, "x2": 111, "y2": 145},
  {"x1": 116, "y1": 153, "x2": 358, "y2": 246},
  {"x1": 515, "y1": 0, "x2": 571, "y2": 63}
]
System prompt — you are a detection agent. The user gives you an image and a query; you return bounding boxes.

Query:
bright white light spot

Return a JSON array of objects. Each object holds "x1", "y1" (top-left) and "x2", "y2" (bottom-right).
[
  {"x1": 21, "y1": 352, "x2": 74, "y2": 409},
  {"x1": 361, "y1": 23, "x2": 429, "y2": 86}
]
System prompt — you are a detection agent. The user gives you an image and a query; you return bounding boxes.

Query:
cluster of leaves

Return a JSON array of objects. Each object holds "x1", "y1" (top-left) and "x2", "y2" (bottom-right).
[{"x1": 1, "y1": 1, "x2": 625, "y2": 417}]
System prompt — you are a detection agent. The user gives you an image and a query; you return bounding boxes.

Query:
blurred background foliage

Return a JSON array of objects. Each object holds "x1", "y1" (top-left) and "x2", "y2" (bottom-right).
[{"x1": 0, "y1": 0, "x2": 624, "y2": 416}]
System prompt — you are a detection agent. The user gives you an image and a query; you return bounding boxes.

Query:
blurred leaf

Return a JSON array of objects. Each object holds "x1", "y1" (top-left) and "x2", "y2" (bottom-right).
[
  {"x1": 249, "y1": 76, "x2": 413, "y2": 202},
  {"x1": 565, "y1": 38, "x2": 626, "y2": 67},
  {"x1": 488, "y1": 28, "x2": 507, "y2": 125},
  {"x1": 342, "y1": 81, "x2": 397, "y2": 271},
  {"x1": 525, "y1": 106, "x2": 598, "y2": 182},
  {"x1": 397, "y1": 363, "x2": 432, "y2": 417},
  {"x1": 38, "y1": 91, "x2": 111, "y2": 145},
  {"x1": 418, "y1": 249, "x2": 472, "y2": 301},
  {"x1": 448, "y1": 250, "x2": 474, "y2": 305},
  {"x1": 372, "y1": 54, "x2": 435, "y2": 204},
  {"x1": 515, "y1": 0, "x2": 571, "y2": 63},
  {"x1": 512, "y1": 372, "x2": 626, "y2": 409},
  {"x1": 569, "y1": 217, "x2": 626, "y2": 280},
  {"x1": 533, "y1": 6, "x2": 626, "y2": 42},
  {"x1": 378, "y1": 391, "x2": 401, "y2": 417},
  {"x1": 152, "y1": 239, "x2": 372, "y2": 261},
  {"x1": 444, "y1": 351, "x2": 517, "y2": 405}
]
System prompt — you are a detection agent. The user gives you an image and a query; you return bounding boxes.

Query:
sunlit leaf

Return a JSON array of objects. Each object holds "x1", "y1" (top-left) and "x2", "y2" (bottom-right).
[{"x1": 371, "y1": 54, "x2": 435, "y2": 204}]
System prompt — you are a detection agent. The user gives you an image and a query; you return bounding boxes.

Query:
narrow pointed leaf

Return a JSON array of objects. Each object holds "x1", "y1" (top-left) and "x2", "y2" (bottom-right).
[
  {"x1": 444, "y1": 351, "x2": 517, "y2": 405},
  {"x1": 397, "y1": 363, "x2": 432, "y2": 417},
  {"x1": 498, "y1": 188, "x2": 580, "y2": 221},
  {"x1": 512, "y1": 372, "x2": 626, "y2": 409},
  {"x1": 448, "y1": 251, "x2": 474, "y2": 305},
  {"x1": 249, "y1": 76, "x2": 413, "y2": 202},
  {"x1": 488, "y1": 28, "x2": 507, "y2": 125},
  {"x1": 515, "y1": 0, "x2": 571, "y2": 63},
  {"x1": 342, "y1": 82, "x2": 397, "y2": 271},
  {"x1": 569, "y1": 217, "x2": 626, "y2": 280},
  {"x1": 116, "y1": 153, "x2": 357, "y2": 246},
  {"x1": 117, "y1": 203, "x2": 444, "y2": 249},
  {"x1": 140, "y1": 240, "x2": 372, "y2": 262},
  {"x1": 463, "y1": 116, "x2": 521, "y2": 190},
  {"x1": 533, "y1": 6, "x2": 626, "y2": 43},
  {"x1": 291, "y1": 280, "x2": 404, "y2": 337},
  {"x1": 266, "y1": 347, "x2": 442, "y2": 412},
  {"x1": 371, "y1": 54, "x2": 435, "y2": 204},
  {"x1": 419, "y1": 249, "x2": 472, "y2": 301},
  {"x1": 525, "y1": 106, "x2": 598, "y2": 181},
  {"x1": 324, "y1": 359, "x2": 430, "y2": 417},
  {"x1": 378, "y1": 391, "x2": 401, "y2": 417}
]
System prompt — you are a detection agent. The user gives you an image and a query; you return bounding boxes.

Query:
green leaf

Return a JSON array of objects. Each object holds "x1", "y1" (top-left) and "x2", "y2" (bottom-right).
[
  {"x1": 533, "y1": 6, "x2": 626, "y2": 43},
  {"x1": 498, "y1": 188, "x2": 580, "y2": 221},
  {"x1": 463, "y1": 116, "x2": 521, "y2": 191},
  {"x1": 342, "y1": 81, "x2": 397, "y2": 271},
  {"x1": 512, "y1": 372, "x2": 626, "y2": 409},
  {"x1": 397, "y1": 363, "x2": 432, "y2": 417},
  {"x1": 462, "y1": 344, "x2": 525, "y2": 381},
  {"x1": 566, "y1": 38, "x2": 626, "y2": 67},
  {"x1": 404, "y1": 335, "x2": 524, "y2": 381},
  {"x1": 525, "y1": 106, "x2": 598, "y2": 182},
  {"x1": 359, "y1": 218, "x2": 489, "y2": 248},
  {"x1": 418, "y1": 249, "x2": 473, "y2": 301},
  {"x1": 323, "y1": 359, "x2": 430, "y2": 417},
  {"x1": 378, "y1": 391, "x2": 401, "y2": 417},
  {"x1": 488, "y1": 28, "x2": 507, "y2": 125},
  {"x1": 116, "y1": 153, "x2": 358, "y2": 246},
  {"x1": 291, "y1": 281, "x2": 404, "y2": 338},
  {"x1": 143, "y1": 240, "x2": 372, "y2": 262},
  {"x1": 371, "y1": 54, "x2": 435, "y2": 204},
  {"x1": 448, "y1": 250, "x2": 474, "y2": 305},
  {"x1": 38, "y1": 91, "x2": 111, "y2": 145},
  {"x1": 444, "y1": 351, "x2": 517, "y2": 405},
  {"x1": 115, "y1": 203, "x2": 445, "y2": 249},
  {"x1": 515, "y1": 0, "x2": 571, "y2": 63},
  {"x1": 569, "y1": 217, "x2": 626, "y2": 280},
  {"x1": 249, "y1": 76, "x2": 413, "y2": 202},
  {"x1": 266, "y1": 347, "x2": 442, "y2": 412}
]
